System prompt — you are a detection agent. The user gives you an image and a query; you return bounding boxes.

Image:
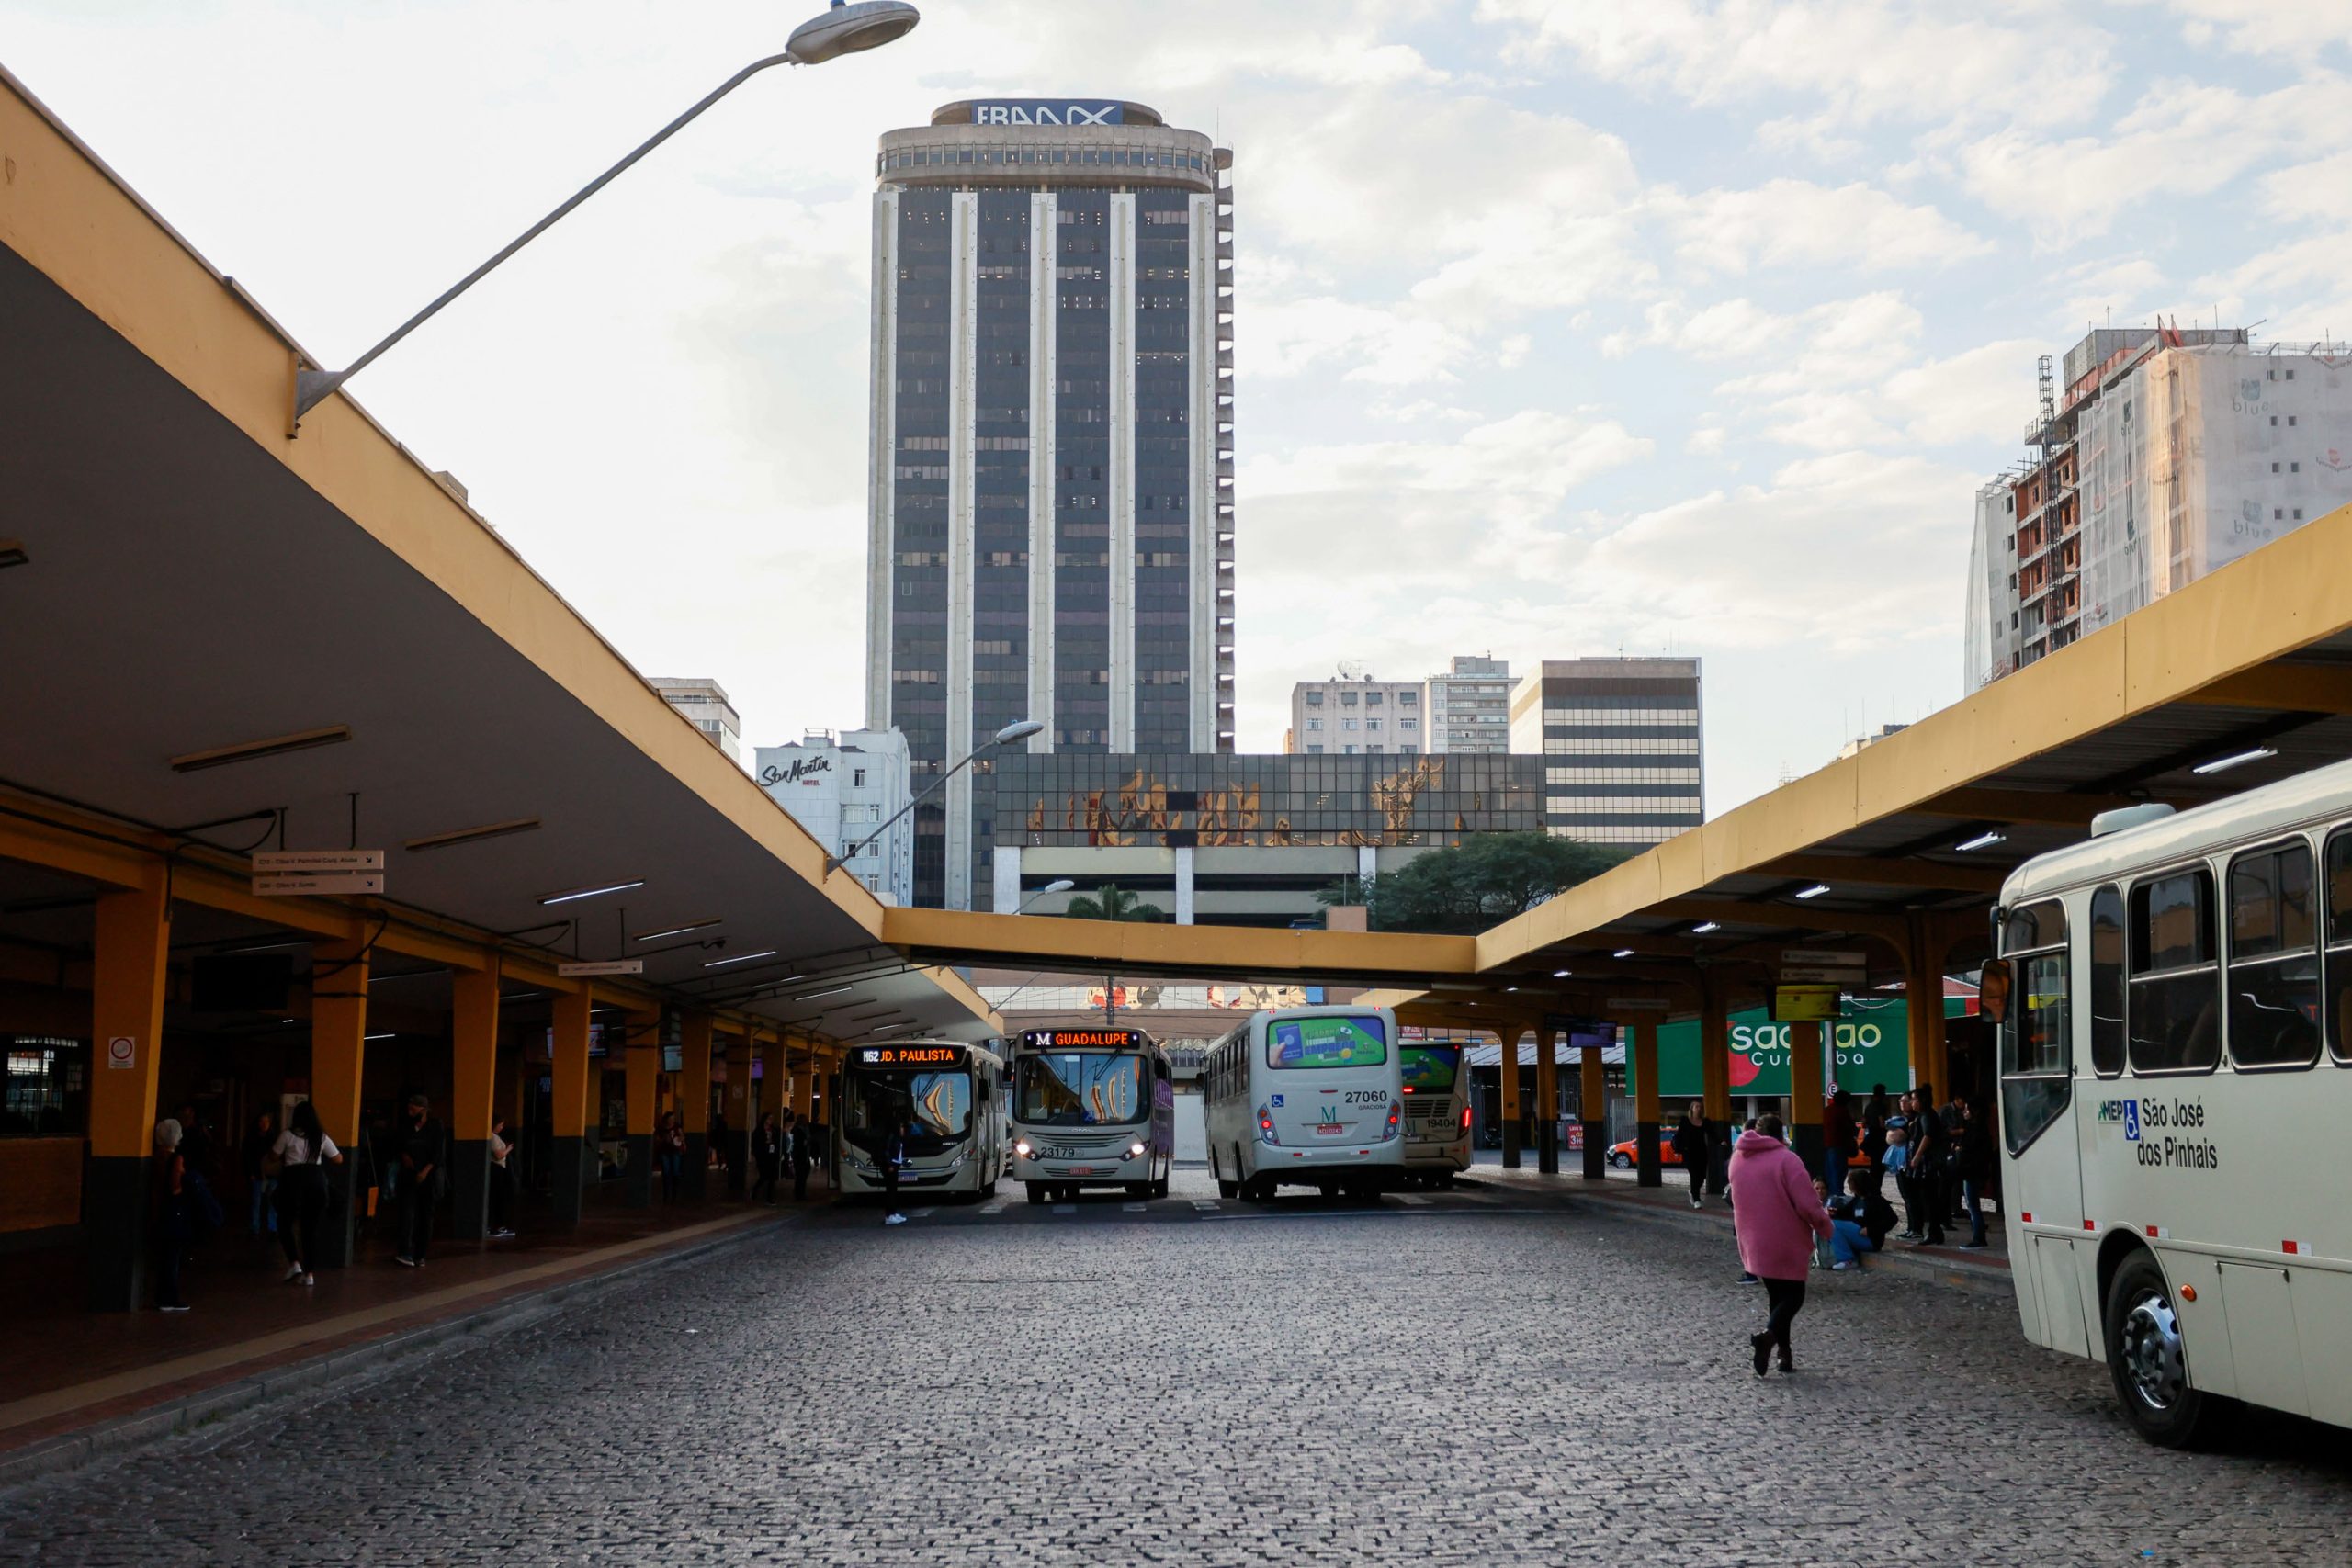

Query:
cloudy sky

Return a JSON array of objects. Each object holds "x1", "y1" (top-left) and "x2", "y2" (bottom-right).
[{"x1": 9, "y1": 0, "x2": 2351, "y2": 811}]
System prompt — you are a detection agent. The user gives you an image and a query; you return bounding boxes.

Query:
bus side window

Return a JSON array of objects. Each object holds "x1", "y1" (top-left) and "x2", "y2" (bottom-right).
[
  {"x1": 1999, "y1": 898, "x2": 2070, "y2": 1153},
  {"x1": 2327, "y1": 830, "x2": 2352, "y2": 1064},
  {"x1": 2089, "y1": 886, "x2": 2126, "y2": 1077},
  {"x1": 2226, "y1": 840, "x2": 2320, "y2": 1069},
  {"x1": 2129, "y1": 867, "x2": 2221, "y2": 1074}
]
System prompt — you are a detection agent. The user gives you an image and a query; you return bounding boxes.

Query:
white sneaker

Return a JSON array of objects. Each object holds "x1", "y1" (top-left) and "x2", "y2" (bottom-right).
[
  {"x1": 393, "y1": 1255, "x2": 417, "y2": 1268},
  {"x1": 283, "y1": 1264, "x2": 304, "y2": 1282},
  {"x1": 301, "y1": 1273, "x2": 315, "y2": 1287},
  {"x1": 1690, "y1": 1196, "x2": 1702, "y2": 1209},
  {"x1": 884, "y1": 1213, "x2": 907, "y2": 1226}
]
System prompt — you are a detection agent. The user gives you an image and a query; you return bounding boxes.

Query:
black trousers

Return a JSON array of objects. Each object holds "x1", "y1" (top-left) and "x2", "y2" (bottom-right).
[
  {"x1": 488, "y1": 1165, "x2": 513, "y2": 1231},
  {"x1": 1684, "y1": 1159, "x2": 1706, "y2": 1201},
  {"x1": 754, "y1": 1162, "x2": 778, "y2": 1203},
  {"x1": 277, "y1": 1167, "x2": 327, "y2": 1269},
  {"x1": 882, "y1": 1161, "x2": 901, "y2": 1210},
  {"x1": 399, "y1": 1183, "x2": 435, "y2": 1258},
  {"x1": 792, "y1": 1164, "x2": 809, "y2": 1201},
  {"x1": 1761, "y1": 1276, "x2": 1807, "y2": 1352},
  {"x1": 153, "y1": 1215, "x2": 188, "y2": 1308}
]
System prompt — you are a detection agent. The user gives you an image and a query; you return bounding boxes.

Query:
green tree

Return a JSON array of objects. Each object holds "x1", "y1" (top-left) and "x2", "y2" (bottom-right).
[
  {"x1": 1063, "y1": 884, "x2": 1167, "y2": 922},
  {"x1": 1318, "y1": 832, "x2": 1632, "y2": 934}
]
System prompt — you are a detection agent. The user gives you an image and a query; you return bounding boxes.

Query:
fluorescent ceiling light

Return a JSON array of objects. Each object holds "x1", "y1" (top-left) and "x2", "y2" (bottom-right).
[
  {"x1": 220, "y1": 939, "x2": 306, "y2": 955},
  {"x1": 796, "y1": 985, "x2": 856, "y2": 1001},
  {"x1": 1690, "y1": 921, "x2": 1722, "y2": 935},
  {"x1": 1504, "y1": 986, "x2": 1519, "y2": 993},
  {"x1": 1612, "y1": 948, "x2": 1636, "y2": 959},
  {"x1": 405, "y1": 817, "x2": 541, "y2": 852},
  {"x1": 1954, "y1": 830, "x2": 2008, "y2": 852},
  {"x1": 2193, "y1": 746, "x2": 2277, "y2": 776},
  {"x1": 364, "y1": 1032, "x2": 397, "y2": 1041},
  {"x1": 170, "y1": 725, "x2": 352, "y2": 773},
  {"x1": 1553, "y1": 969, "x2": 1572, "y2": 977},
  {"x1": 538, "y1": 878, "x2": 647, "y2": 906},
  {"x1": 703, "y1": 949, "x2": 780, "y2": 969},
  {"x1": 368, "y1": 969, "x2": 443, "y2": 985},
  {"x1": 0, "y1": 540, "x2": 27, "y2": 569},
  {"x1": 1793, "y1": 884, "x2": 1832, "y2": 900},
  {"x1": 637, "y1": 919, "x2": 722, "y2": 942}
]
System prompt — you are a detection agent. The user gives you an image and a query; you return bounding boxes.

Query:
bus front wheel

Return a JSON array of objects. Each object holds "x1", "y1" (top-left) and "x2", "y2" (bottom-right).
[
  {"x1": 2104, "y1": 1250, "x2": 2221, "y2": 1450},
  {"x1": 1025, "y1": 1182, "x2": 1046, "y2": 1206}
]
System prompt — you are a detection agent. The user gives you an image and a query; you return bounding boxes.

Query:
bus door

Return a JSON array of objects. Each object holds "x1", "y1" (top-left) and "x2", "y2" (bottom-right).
[{"x1": 1995, "y1": 903, "x2": 2092, "y2": 1356}]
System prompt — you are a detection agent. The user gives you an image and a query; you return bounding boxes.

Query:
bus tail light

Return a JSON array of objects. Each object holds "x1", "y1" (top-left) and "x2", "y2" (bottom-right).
[
  {"x1": 1383, "y1": 1102, "x2": 1401, "y2": 1141},
  {"x1": 1257, "y1": 1106, "x2": 1277, "y2": 1145},
  {"x1": 1460, "y1": 1105, "x2": 1473, "y2": 1134}
]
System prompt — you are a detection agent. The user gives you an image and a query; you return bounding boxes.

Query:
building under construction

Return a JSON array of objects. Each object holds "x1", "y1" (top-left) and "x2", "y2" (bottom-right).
[{"x1": 1965, "y1": 326, "x2": 2352, "y2": 690}]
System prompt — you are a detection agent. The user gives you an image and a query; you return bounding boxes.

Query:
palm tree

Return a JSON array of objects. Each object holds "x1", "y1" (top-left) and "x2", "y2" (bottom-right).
[{"x1": 1063, "y1": 884, "x2": 1166, "y2": 922}]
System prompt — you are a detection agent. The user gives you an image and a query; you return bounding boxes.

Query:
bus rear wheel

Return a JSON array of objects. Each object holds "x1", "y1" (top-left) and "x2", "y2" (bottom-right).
[
  {"x1": 1025, "y1": 1182, "x2": 1046, "y2": 1206},
  {"x1": 1126, "y1": 1182, "x2": 1153, "y2": 1200},
  {"x1": 2105, "y1": 1251, "x2": 2221, "y2": 1449},
  {"x1": 1242, "y1": 1174, "x2": 1275, "y2": 1203}
]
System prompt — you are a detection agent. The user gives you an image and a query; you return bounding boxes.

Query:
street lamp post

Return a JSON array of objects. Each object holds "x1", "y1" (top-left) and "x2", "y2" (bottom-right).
[
  {"x1": 827, "y1": 718, "x2": 1044, "y2": 880},
  {"x1": 288, "y1": 1, "x2": 921, "y2": 429},
  {"x1": 1015, "y1": 879, "x2": 1076, "y2": 914}
]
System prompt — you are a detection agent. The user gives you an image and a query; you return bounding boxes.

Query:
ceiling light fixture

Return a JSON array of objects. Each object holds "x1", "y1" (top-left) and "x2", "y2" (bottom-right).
[
  {"x1": 368, "y1": 970, "x2": 444, "y2": 985},
  {"x1": 1954, "y1": 830, "x2": 2008, "y2": 852},
  {"x1": 703, "y1": 949, "x2": 780, "y2": 969},
  {"x1": 0, "y1": 540, "x2": 28, "y2": 570},
  {"x1": 538, "y1": 878, "x2": 648, "y2": 906},
  {"x1": 404, "y1": 817, "x2": 542, "y2": 852},
  {"x1": 170, "y1": 725, "x2": 352, "y2": 773},
  {"x1": 2193, "y1": 745, "x2": 2278, "y2": 776},
  {"x1": 1690, "y1": 921, "x2": 1722, "y2": 934},
  {"x1": 1612, "y1": 948, "x2": 1636, "y2": 959},
  {"x1": 364, "y1": 1031, "x2": 397, "y2": 1042},
  {"x1": 1553, "y1": 969, "x2": 1572, "y2": 978},
  {"x1": 796, "y1": 985, "x2": 856, "y2": 1001},
  {"x1": 1793, "y1": 884, "x2": 1832, "y2": 900},
  {"x1": 637, "y1": 918, "x2": 722, "y2": 942}
]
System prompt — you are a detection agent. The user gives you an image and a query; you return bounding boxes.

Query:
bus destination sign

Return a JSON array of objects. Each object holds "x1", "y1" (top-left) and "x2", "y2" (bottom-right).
[
  {"x1": 1022, "y1": 1028, "x2": 1147, "y2": 1050},
  {"x1": 857, "y1": 1044, "x2": 965, "y2": 1068}
]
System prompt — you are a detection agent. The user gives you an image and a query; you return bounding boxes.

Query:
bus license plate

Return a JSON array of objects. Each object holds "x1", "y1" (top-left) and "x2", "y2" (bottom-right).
[{"x1": 1064, "y1": 1165, "x2": 1096, "y2": 1175}]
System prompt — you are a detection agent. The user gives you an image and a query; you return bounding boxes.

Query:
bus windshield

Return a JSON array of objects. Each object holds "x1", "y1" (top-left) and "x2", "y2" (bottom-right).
[
  {"x1": 1015, "y1": 1053, "x2": 1148, "y2": 1127},
  {"x1": 1267, "y1": 1013, "x2": 1387, "y2": 1069},
  {"x1": 843, "y1": 1068, "x2": 973, "y2": 1156},
  {"x1": 1400, "y1": 1044, "x2": 1460, "y2": 1094}
]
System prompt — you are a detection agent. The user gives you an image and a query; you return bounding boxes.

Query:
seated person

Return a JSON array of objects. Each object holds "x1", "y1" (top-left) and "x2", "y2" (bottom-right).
[{"x1": 1826, "y1": 1168, "x2": 1896, "y2": 1269}]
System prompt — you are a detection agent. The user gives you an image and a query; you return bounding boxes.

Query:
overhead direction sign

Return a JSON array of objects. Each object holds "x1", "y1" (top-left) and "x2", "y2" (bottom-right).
[
  {"x1": 254, "y1": 851, "x2": 384, "y2": 873},
  {"x1": 253, "y1": 872, "x2": 385, "y2": 896},
  {"x1": 558, "y1": 960, "x2": 645, "y2": 978},
  {"x1": 1604, "y1": 998, "x2": 1671, "y2": 1010},
  {"x1": 1779, "y1": 965, "x2": 1868, "y2": 985},
  {"x1": 1781, "y1": 949, "x2": 1867, "y2": 967}
]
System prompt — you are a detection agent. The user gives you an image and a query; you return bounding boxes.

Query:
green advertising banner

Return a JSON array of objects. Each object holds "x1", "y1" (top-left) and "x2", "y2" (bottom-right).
[{"x1": 1625, "y1": 997, "x2": 1973, "y2": 1100}]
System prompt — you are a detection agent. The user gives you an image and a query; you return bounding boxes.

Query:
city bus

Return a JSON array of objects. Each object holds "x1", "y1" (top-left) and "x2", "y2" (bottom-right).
[
  {"x1": 1992, "y1": 756, "x2": 2352, "y2": 1447},
  {"x1": 1007, "y1": 1027, "x2": 1173, "y2": 1203},
  {"x1": 1204, "y1": 1005, "x2": 1403, "y2": 1201},
  {"x1": 1398, "y1": 1033, "x2": 1473, "y2": 1187},
  {"x1": 835, "y1": 1041, "x2": 1006, "y2": 1202}
]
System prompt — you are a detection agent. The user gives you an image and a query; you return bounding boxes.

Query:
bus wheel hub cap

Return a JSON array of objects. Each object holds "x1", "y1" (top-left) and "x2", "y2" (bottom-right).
[{"x1": 2122, "y1": 1293, "x2": 2186, "y2": 1410}]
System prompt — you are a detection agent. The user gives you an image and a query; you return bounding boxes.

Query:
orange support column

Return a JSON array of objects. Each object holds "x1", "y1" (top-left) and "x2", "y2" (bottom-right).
[
  {"x1": 548, "y1": 987, "x2": 594, "y2": 1229},
  {"x1": 1578, "y1": 1034, "x2": 1607, "y2": 1179},
  {"x1": 721, "y1": 1030, "x2": 752, "y2": 1199},
  {"x1": 1497, "y1": 1024, "x2": 1523, "y2": 1169},
  {"x1": 680, "y1": 1012, "x2": 714, "y2": 1201},
  {"x1": 310, "y1": 936, "x2": 371, "y2": 1267},
  {"x1": 1699, "y1": 986, "x2": 1733, "y2": 1195},
  {"x1": 623, "y1": 1008, "x2": 661, "y2": 1208},
  {"x1": 449, "y1": 962, "x2": 501, "y2": 1241},
  {"x1": 1905, "y1": 911, "x2": 1951, "y2": 1103},
  {"x1": 1789, "y1": 1020, "x2": 1826, "y2": 1177},
  {"x1": 1532, "y1": 1021, "x2": 1560, "y2": 1176},
  {"x1": 85, "y1": 876, "x2": 171, "y2": 1311},
  {"x1": 1632, "y1": 1019, "x2": 1664, "y2": 1188}
]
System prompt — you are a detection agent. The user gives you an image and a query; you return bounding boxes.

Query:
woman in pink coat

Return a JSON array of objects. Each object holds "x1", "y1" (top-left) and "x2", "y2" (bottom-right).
[{"x1": 1727, "y1": 1113, "x2": 1833, "y2": 1375}]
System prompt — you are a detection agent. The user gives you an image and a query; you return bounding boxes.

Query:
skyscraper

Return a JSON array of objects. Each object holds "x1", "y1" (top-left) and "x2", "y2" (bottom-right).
[
  {"x1": 1510, "y1": 658, "x2": 1704, "y2": 847},
  {"x1": 865, "y1": 98, "x2": 1237, "y2": 908},
  {"x1": 1426, "y1": 656, "x2": 1511, "y2": 753}
]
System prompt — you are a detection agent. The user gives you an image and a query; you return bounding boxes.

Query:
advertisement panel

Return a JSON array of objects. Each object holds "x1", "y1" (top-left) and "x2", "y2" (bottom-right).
[{"x1": 1625, "y1": 998, "x2": 1973, "y2": 1100}]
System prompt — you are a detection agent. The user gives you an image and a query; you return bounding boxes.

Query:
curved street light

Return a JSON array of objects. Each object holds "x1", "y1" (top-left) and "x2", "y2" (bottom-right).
[
  {"x1": 827, "y1": 718, "x2": 1045, "y2": 880},
  {"x1": 1016, "y1": 878, "x2": 1077, "y2": 914},
  {"x1": 290, "y1": 1, "x2": 922, "y2": 427}
]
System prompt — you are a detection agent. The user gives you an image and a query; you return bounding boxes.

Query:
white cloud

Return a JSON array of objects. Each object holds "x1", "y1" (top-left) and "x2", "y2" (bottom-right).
[
  {"x1": 1654, "y1": 179, "x2": 1995, "y2": 276},
  {"x1": 2128, "y1": 0, "x2": 2352, "y2": 57}
]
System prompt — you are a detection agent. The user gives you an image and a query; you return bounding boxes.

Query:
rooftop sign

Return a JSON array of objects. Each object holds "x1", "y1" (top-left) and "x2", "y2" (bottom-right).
[{"x1": 971, "y1": 99, "x2": 1124, "y2": 127}]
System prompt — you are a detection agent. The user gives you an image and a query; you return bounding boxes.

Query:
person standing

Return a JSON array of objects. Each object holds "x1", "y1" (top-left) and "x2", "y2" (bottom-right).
[
  {"x1": 1820, "y1": 1090, "x2": 1856, "y2": 1194},
  {"x1": 1904, "y1": 1086, "x2": 1948, "y2": 1247},
  {"x1": 243, "y1": 1109, "x2": 279, "y2": 1236},
  {"x1": 487, "y1": 1116, "x2": 517, "y2": 1240},
  {"x1": 1951, "y1": 1098, "x2": 1992, "y2": 1249},
  {"x1": 394, "y1": 1093, "x2": 446, "y2": 1268},
  {"x1": 1669, "y1": 1102, "x2": 1711, "y2": 1209},
  {"x1": 152, "y1": 1119, "x2": 193, "y2": 1313},
  {"x1": 880, "y1": 1113, "x2": 909, "y2": 1226},
  {"x1": 752, "y1": 1112, "x2": 782, "y2": 1206},
  {"x1": 272, "y1": 1099, "x2": 341, "y2": 1286},
  {"x1": 1727, "y1": 1113, "x2": 1831, "y2": 1375},
  {"x1": 785, "y1": 1109, "x2": 813, "y2": 1202},
  {"x1": 658, "y1": 1111, "x2": 686, "y2": 1203},
  {"x1": 1860, "y1": 1087, "x2": 1890, "y2": 1193}
]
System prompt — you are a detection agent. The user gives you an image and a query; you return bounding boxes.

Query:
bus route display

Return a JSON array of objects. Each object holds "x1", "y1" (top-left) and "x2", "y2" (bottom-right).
[
  {"x1": 1021, "y1": 1029, "x2": 1148, "y2": 1050},
  {"x1": 856, "y1": 1044, "x2": 966, "y2": 1068}
]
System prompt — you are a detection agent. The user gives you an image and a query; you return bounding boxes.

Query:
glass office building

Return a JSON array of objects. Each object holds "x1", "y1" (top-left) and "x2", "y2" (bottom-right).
[
  {"x1": 865, "y1": 100, "x2": 1237, "y2": 908},
  {"x1": 1509, "y1": 659, "x2": 1705, "y2": 846}
]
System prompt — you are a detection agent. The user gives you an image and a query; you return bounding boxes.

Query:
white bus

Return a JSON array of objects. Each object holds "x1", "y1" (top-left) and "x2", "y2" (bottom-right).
[
  {"x1": 1398, "y1": 1035, "x2": 1473, "y2": 1187},
  {"x1": 1008, "y1": 1027, "x2": 1174, "y2": 1204},
  {"x1": 835, "y1": 1041, "x2": 1006, "y2": 1202},
  {"x1": 1204, "y1": 1005, "x2": 1403, "y2": 1201},
  {"x1": 1994, "y1": 757, "x2": 2352, "y2": 1447}
]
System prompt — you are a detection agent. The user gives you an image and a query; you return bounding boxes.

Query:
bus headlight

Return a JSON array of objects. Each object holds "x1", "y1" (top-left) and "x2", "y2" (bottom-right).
[
  {"x1": 1014, "y1": 1140, "x2": 1033, "y2": 1157},
  {"x1": 1128, "y1": 1141, "x2": 1147, "y2": 1158},
  {"x1": 949, "y1": 1145, "x2": 970, "y2": 1167}
]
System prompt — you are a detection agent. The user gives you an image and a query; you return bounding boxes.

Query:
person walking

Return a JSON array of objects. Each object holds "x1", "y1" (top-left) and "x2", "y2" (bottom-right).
[
  {"x1": 1820, "y1": 1090, "x2": 1856, "y2": 1194},
  {"x1": 487, "y1": 1116, "x2": 517, "y2": 1240},
  {"x1": 880, "y1": 1113, "x2": 909, "y2": 1226},
  {"x1": 752, "y1": 1111, "x2": 782, "y2": 1206},
  {"x1": 1669, "y1": 1102, "x2": 1711, "y2": 1209},
  {"x1": 152, "y1": 1119, "x2": 193, "y2": 1313},
  {"x1": 785, "y1": 1109, "x2": 813, "y2": 1201},
  {"x1": 272, "y1": 1099, "x2": 342, "y2": 1286},
  {"x1": 243, "y1": 1109, "x2": 280, "y2": 1236},
  {"x1": 1727, "y1": 1113, "x2": 1832, "y2": 1375},
  {"x1": 394, "y1": 1093, "x2": 446, "y2": 1268}
]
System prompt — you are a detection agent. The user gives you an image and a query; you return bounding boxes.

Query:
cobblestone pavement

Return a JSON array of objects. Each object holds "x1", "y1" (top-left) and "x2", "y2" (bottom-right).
[{"x1": 4, "y1": 1169, "x2": 2346, "y2": 1565}]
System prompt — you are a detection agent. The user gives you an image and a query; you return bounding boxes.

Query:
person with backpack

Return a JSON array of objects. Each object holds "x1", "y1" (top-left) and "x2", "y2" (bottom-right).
[
  {"x1": 394, "y1": 1093, "x2": 447, "y2": 1268},
  {"x1": 272, "y1": 1099, "x2": 342, "y2": 1287},
  {"x1": 151, "y1": 1118, "x2": 193, "y2": 1313},
  {"x1": 1669, "y1": 1101, "x2": 1711, "y2": 1209},
  {"x1": 1727, "y1": 1113, "x2": 1832, "y2": 1375}
]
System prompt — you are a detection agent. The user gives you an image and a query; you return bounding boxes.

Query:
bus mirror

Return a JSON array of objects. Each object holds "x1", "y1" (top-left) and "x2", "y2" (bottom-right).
[{"x1": 1979, "y1": 958, "x2": 2013, "y2": 1026}]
